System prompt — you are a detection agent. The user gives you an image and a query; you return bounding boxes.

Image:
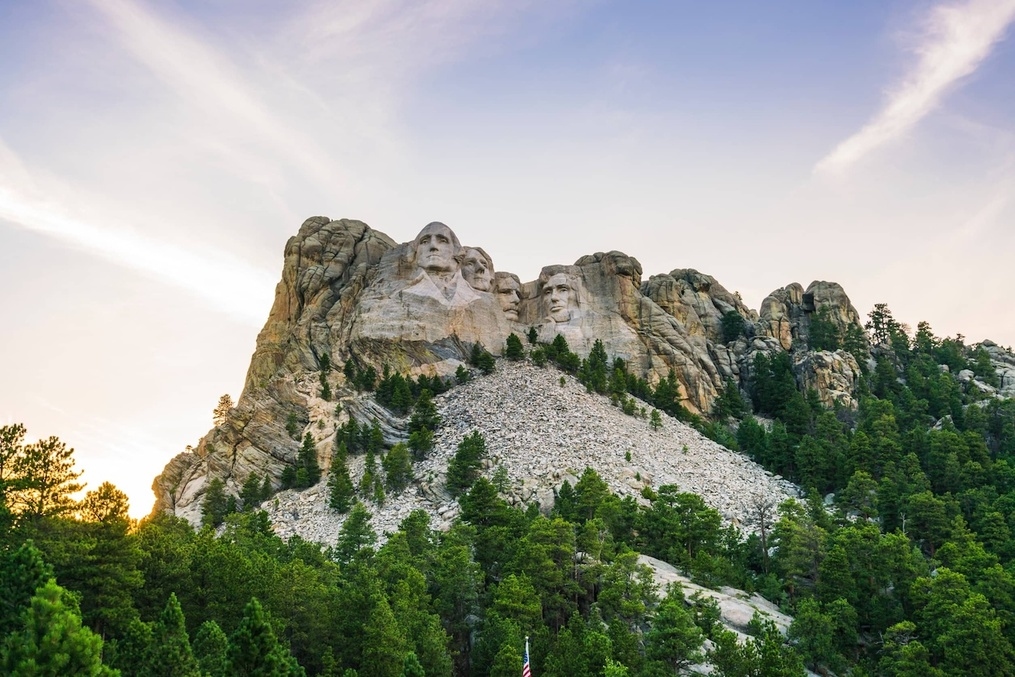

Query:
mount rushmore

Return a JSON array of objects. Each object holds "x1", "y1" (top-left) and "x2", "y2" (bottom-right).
[{"x1": 153, "y1": 217, "x2": 870, "y2": 521}]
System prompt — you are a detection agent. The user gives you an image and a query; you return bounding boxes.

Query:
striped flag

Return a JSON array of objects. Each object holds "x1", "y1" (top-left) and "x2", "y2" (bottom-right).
[{"x1": 523, "y1": 636, "x2": 532, "y2": 677}]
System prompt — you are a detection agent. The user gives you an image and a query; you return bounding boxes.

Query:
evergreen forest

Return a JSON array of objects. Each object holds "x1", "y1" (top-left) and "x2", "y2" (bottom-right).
[{"x1": 2, "y1": 305, "x2": 1015, "y2": 676}]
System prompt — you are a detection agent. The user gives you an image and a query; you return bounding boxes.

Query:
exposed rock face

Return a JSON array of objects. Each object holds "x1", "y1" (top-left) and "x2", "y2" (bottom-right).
[
  {"x1": 804, "y1": 281, "x2": 863, "y2": 338},
  {"x1": 793, "y1": 350, "x2": 863, "y2": 409},
  {"x1": 981, "y1": 341, "x2": 1015, "y2": 398},
  {"x1": 638, "y1": 555, "x2": 793, "y2": 636},
  {"x1": 758, "y1": 283, "x2": 804, "y2": 352},
  {"x1": 151, "y1": 217, "x2": 863, "y2": 522},
  {"x1": 245, "y1": 218, "x2": 396, "y2": 393},
  {"x1": 644, "y1": 268, "x2": 757, "y2": 345},
  {"x1": 758, "y1": 281, "x2": 863, "y2": 354}
]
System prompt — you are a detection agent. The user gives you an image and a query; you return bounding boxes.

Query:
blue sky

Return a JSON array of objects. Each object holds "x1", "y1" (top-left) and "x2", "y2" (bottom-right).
[{"x1": 2, "y1": 0, "x2": 1014, "y2": 515}]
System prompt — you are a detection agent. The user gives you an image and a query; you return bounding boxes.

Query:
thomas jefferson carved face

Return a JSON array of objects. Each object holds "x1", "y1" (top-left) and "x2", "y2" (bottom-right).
[
  {"x1": 413, "y1": 222, "x2": 459, "y2": 274},
  {"x1": 494, "y1": 272, "x2": 521, "y2": 320},
  {"x1": 461, "y1": 248, "x2": 493, "y2": 291},
  {"x1": 543, "y1": 273, "x2": 574, "y2": 322}
]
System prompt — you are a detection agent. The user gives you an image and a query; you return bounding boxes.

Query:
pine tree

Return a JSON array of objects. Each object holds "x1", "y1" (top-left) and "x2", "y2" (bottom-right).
[
  {"x1": 0, "y1": 579, "x2": 117, "y2": 676},
  {"x1": 227, "y1": 598, "x2": 304, "y2": 677},
  {"x1": 193, "y1": 620, "x2": 230, "y2": 677},
  {"x1": 327, "y1": 444, "x2": 355, "y2": 513},
  {"x1": 447, "y1": 431, "x2": 487, "y2": 496},
  {"x1": 582, "y1": 339, "x2": 609, "y2": 393},
  {"x1": 401, "y1": 651, "x2": 426, "y2": 677},
  {"x1": 0, "y1": 540, "x2": 53, "y2": 637},
  {"x1": 201, "y1": 478, "x2": 229, "y2": 528},
  {"x1": 241, "y1": 474, "x2": 264, "y2": 511},
  {"x1": 489, "y1": 643, "x2": 523, "y2": 677},
  {"x1": 721, "y1": 311, "x2": 747, "y2": 343},
  {"x1": 146, "y1": 593, "x2": 201, "y2": 677},
  {"x1": 10, "y1": 435, "x2": 84, "y2": 520},
  {"x1": 643, "y1": 585, "x2": 704, "y2": 673},
  {"x1": 409, "y1": 391, "x2": 441, "y2": 434},
  {"x1": 408, "y1": 428, "x2": 434, "y2": 462},
  {"x1": 505, "y1": 333, "x2": 525, "y2": 361},
  {"x1": 213, "y1": 394, "x2": 234, "y2": 426},
  {"x1": 649, "y1": 409, "x2": 662, "y2": 430},
  {"x1": 808, "y1": 308, "x2": 840, "y2": 351},
  {"x1": 296, "y1": 433, "x2": 322, "y2": 489},
  {"x1": 361, "y1": 595, "x2": 408, "y2": 677},
  {"x1": 469, "y1": 343, "x2": 496, "y2": 375},
  {"x1": 73, "y1": 482, "x2": 144, "y2": 638},
  {"x1": 382, "y1": 443, "x2": 412, "y2": 493},
  {"x1": 334, "y1": 502, "x2": 376, "y2": 564}
]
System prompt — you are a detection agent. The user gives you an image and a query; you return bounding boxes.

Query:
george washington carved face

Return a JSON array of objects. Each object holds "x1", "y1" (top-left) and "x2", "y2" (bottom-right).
[{"x1": 413, "y1": 222, "x2": 460, "y2": 274}]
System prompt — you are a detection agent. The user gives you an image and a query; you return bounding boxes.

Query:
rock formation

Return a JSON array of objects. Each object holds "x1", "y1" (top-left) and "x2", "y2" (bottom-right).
[{"x1": 152, "y1": 217, "x2": 872, "y2": 523}]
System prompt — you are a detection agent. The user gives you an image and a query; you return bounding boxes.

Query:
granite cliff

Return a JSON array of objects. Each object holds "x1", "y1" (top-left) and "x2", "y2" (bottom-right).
[{"x1": 151, "y1": 217, "x2": 1000, "y2": 528}]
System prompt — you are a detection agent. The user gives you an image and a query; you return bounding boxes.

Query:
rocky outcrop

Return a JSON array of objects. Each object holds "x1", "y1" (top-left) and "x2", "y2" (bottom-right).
[
  {"x1": 793, "y1": 350, "x2": 863, "y2": 409},
  {"x1": 758, "y1": 283, "x2": 804, "y2": 352},
  {"x1": 638, "y1": 555, "x2": 793, "y2": 636},
  {"x1": 644, "y1": 268, "x2": 757, "y2": 345},
  {"x1": 758, "y1": 281, "x2": 863, "y2": 354},
  {"x1": 151, "y1": 218, "x2": 864, "y2": 520},
  {"x1": 980, "y1": 341, "x2": 1015, "y2": 398},
  {"x1": 245, "y1": 218, "x2": 396, "y2": 394}
]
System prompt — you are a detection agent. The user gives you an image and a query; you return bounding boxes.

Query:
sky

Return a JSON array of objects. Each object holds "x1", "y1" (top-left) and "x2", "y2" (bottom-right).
[{"x1": 2, "y1": 0, "x2": 1015, "y2": 517}]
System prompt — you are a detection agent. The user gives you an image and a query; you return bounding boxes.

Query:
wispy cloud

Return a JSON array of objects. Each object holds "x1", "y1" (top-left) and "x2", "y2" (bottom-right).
[
  {"x1": 0, "y1": 139, "x2": 275, "y2": 325},
  {"x1": 86, "y1": 0, "x2": 348, "y2": 191},
  {"x1": 287, "y1": 0, "x2": 559, "y2": 71},
  {"x1": 816, "y1": 0, "x2": 1015, "y2": 174}
]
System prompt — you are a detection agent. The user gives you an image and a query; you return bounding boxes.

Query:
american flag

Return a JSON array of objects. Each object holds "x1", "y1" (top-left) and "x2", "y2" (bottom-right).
[{"x1": 523, "y1": 637, "x2": 532, "y2": 677}]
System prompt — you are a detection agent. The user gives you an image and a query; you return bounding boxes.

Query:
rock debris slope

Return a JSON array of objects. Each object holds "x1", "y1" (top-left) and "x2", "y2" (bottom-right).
[{"x1": 261, "y1": 361, "x2": 798, "y2": 544}]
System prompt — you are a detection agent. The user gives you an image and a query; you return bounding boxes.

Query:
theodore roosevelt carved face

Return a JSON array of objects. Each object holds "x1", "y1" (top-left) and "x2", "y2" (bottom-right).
[{"x1": 494, "y1": 272, "x2": 521, "y2": 320}]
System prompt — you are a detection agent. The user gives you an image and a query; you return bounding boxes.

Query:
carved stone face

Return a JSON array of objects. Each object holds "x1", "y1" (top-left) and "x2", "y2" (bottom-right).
[
  {"x1": 543, "y1": 273, "x2": 574, "y2": 322},
  {"x1": 495, "y1": 273, "x2": 521, "y2": 320},
  {"x1": 461, "y1": 248, "x2": 493, "y2": 291},
  {"x1": 414, "y1": 223, "x2": 457, "y2": 273}
]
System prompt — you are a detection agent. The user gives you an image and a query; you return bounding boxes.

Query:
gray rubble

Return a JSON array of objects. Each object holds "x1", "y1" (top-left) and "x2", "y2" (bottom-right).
[{"x1": 261, "y1": 361, "x2": 798, "y2": 546}]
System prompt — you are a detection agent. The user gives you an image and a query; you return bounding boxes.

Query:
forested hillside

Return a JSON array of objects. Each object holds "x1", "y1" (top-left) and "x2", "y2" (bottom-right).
[{"x1": 2, "y1": 303, "x2": 1015, "y2": 676}]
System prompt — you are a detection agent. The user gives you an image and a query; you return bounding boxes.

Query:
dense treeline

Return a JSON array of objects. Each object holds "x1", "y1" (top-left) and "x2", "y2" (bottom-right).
[
  {"x1": 4, "y1": 308, "x2": 1015, "y2": 675},
  {"x1": 2, "y1": 419, "x2": 807, "y2": 675},
  {"x1": 713, "y1": 307, "x2": 1015, "y2": 675}
]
